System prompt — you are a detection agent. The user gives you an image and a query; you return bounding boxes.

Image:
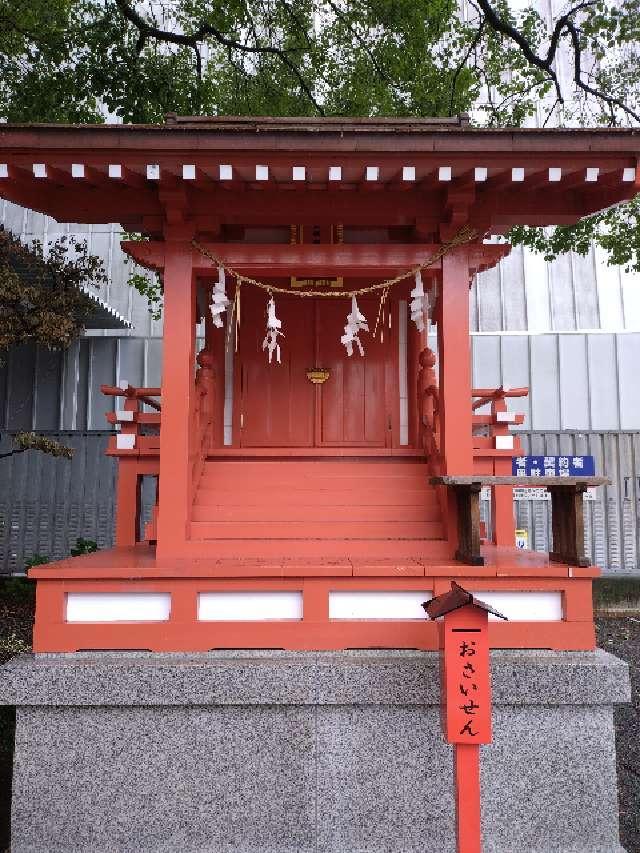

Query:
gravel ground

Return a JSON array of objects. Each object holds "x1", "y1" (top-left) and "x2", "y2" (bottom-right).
[{"x1": 0, "y1": 600, "x2": 637, "y2": 851}]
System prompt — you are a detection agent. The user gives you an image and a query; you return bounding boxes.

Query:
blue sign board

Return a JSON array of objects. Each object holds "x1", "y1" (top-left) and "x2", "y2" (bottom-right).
[{"x1": 512, "y1": 455, "x2": 595, "y2": 477}]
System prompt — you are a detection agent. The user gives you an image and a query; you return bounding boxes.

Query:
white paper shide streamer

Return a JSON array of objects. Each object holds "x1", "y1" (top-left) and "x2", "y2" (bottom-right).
[
  {"x1": 263, "y1": 296, "x2": 283, "y2": 363},
  {"x1": 209, "y1": 266, "x2": 230, "y2": 328},
  {"x1": 341, "y1": 296, "x2": 368, "y2": 356},
  {"x1": 410, "y1": 270, "x2": 428, "y2": 332}
]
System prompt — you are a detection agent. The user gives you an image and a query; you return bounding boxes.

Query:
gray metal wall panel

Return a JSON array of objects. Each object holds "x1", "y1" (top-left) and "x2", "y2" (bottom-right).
[
  {"x1": 548, "y1": 253, "x2": 576, "y2": 331},
  {"x1": 571, "y1": 250, "x2": 600, "y2": 329},
  {"x1": 75, "y1": 340, "x2": 90, "y2": 431},
  {"x1": 6, "y1": 344, "x2": 36, "y2": 430},
  {"x1": 499, "y1": 336, "x2": 531, "y2": 428},
  {"x1": 145, "y1": 338, "x2": 163, "y2": 388},
  {"x1": 617, "y1": 333, "x2": 640, "y2": 429},
  {"x1": 0, "y1": 432, "x2": 118, "y2": 573},
  {"x1": 60, "y1": 342, "x2": 80, "y2": 430},
  {"x1": 117, "y1": 336, "x2": 145, "y2": 390},
  {"x1": 0, "y1": 350, "x2": 7, "y2": 430},
  {"x1": 476, "y1": 265, "x2": 502, "y2": 331},
  {"x1": 587, "y1": 335, "x2": 620, "y2": 430},
  {"x1": 529, "y1": 335, "x2": 561, "y2": 430},
  {"x1": 499, "y1": 248, "x2": 527, "y2": 331},
  {"x1": 471, "y1": 335, "x2": 501, "y2": 393},
  {"x1": 558, "y1": 335, "x2": 590, "y2": 430},
  {"x1": 33, "y1": 347, "x2": 63, "y2": 431},
  {"x1": 87, "y1": 338, "x2": 117, "y2": 430}
]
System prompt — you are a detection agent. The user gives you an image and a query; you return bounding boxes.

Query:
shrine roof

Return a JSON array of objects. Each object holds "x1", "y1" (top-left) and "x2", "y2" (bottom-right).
[{"x1": 0, "y1": 115, "x2": 639, "y2": 237}]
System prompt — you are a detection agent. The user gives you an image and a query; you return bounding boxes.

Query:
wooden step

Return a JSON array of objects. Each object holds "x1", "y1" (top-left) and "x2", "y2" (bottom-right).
[
  {"x1": 189, "y1": 520, "x2": 444, "y2": 540},
  {"x1": 194, "y1": 487, "x2": 440, "y2": 508},
  {"x1": 202, "y1": 459, "x2": 428, "y2": 471},
  {"x1": 198, "y1": 474, "x2": 432, "y2": 491},
  {"x1": 179, "y1": 538, "x2": 453, "y2": 559},
  {"x1": 191, "y1": 504, "x2": 442, "y2": 523}
]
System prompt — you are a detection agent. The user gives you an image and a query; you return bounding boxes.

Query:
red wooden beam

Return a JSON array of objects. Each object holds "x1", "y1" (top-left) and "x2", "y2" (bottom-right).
[{"x1": 122, "y1": 241, "x2": 451, "y2": 277}]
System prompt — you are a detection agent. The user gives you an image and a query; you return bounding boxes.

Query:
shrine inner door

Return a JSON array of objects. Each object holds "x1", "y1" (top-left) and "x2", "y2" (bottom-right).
[{"x1": 238, "y1": 291, "x2": 394, "y2": 448}]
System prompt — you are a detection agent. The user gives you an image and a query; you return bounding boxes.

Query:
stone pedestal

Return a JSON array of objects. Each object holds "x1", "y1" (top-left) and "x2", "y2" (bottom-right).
[{"x1": 0, "y1": 649, "x2": 630, "y2": 853}]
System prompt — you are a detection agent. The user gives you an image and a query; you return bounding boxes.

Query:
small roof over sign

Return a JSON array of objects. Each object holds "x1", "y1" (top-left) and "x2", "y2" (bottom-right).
[{"x1": 423, "y1": 581, "x2": 508, "y2": 621}]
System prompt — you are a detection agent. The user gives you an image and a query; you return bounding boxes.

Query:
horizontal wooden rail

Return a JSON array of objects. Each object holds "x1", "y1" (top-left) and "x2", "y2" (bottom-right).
[{"x1": 471, "y1": 386, "x2": 529, "y2": 411}]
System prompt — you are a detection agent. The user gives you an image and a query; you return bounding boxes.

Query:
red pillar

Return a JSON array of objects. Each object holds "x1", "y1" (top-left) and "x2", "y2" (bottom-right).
[
  {"x1": 156, "y1": 242, "x2": 196, "y2": 559},
  {"x1": 455, "y1": 744, "x2": 482, "y2": 853},
  {"x1": 114, "y1": 461, "x2": 140, "y2": 547},
  {"x1": 438, "y1": 249, "x2": 473, "y2": 475}
]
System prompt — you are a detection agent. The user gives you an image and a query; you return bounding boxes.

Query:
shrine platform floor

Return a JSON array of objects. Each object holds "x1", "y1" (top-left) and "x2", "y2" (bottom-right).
[{"x1": 28, "y1": 542, "x2": 599, "y2": 580}]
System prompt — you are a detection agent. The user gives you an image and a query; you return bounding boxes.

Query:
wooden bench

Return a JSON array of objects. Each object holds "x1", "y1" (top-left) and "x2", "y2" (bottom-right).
[{"x1": 430, "y1": 476, "x2": 610, "y2": 567}]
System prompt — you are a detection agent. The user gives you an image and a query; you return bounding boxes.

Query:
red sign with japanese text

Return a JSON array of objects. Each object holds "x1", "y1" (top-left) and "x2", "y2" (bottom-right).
[{"x1": 441, "y1": 604, "x2": 492, "y2": 745}]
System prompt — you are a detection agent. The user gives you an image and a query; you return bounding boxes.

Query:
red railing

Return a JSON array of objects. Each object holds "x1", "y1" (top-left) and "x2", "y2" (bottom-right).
[{"x1": 101, "y1": 383, "x2": 162, "y2": 455}]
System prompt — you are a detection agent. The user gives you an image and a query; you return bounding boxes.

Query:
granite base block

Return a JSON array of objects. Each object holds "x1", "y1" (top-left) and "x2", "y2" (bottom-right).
[{"x1": 0, "y1": 649, "x2": 630, "y2": 853}]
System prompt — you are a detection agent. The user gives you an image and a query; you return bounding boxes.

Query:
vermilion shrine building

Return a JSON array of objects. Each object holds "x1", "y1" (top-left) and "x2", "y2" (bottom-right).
[
  {"x1": 0, "y1": 115, "x2": 636, "y2": 853},
  {"x1": 0, "y1": 116, "x2": 637, "y2": 653}
]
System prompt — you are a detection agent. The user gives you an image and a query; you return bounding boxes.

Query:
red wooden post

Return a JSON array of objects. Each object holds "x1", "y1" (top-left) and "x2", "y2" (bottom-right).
[
  {"x1": 114, "y1": 461, "x2": 140, "y2": 547},
  {"x1": 156, "y1": 242, "x2": 196, "y2": 559},
  {"x1": 424, "y1": 582, "x2": 507, "y2": 853},
  {"x1": 438, "y1": 250, "x2": 473, "y2": 475},
  {"x1": 114, "y1": 393, "x2": 140, "y2": 547},
  {"x1": 490, "y1": 395, "x2": 515, "y2": 546}
]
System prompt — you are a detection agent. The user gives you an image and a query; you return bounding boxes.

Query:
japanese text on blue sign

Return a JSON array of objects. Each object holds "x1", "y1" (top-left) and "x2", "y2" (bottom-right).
[{"x1": 512, "y1": 455, "x2": 595, "y2": 477}]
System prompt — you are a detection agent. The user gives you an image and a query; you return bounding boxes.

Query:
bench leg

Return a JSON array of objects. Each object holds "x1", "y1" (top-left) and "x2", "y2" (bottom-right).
[
  {"x1": 454, "y1": 484, "x2": 485, "y2": 566},
  {"x1": 549, "y1": 484, "x2": 589, "y2": 567}
]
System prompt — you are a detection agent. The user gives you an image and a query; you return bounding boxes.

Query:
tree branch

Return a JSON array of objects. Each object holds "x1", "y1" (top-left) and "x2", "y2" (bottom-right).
[
  {"x1": 449, "y1": 19, "x2": 485, "y2": 117},
  {"x1": 114, "y1": 0, "x2": 324, "y2": 114},
  {"x1": 475, "y1": 0, "x2": 640, "y2": 123},
  {"x1": 566, "y1": 21, "x2": 640, "y2": 124}
]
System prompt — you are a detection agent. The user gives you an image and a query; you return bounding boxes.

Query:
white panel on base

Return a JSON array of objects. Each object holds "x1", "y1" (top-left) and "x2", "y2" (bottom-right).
[
  {"x1": 475, "y1": 591, "x2": 563, "y2": 621},
  {"x1": 495, "y1": 434, "x2": 515, "y2": 449},
  {"x1": 198, "y1": 591, "x2": 303, "y2": 621},
  {"x1": 116, "y1": 434, "x2": 136, "y2": 450},
  {"x1": 66, "y1": 593, "x2": 171, "y2": 623},
  {"x1": 329, "y1": 591, "x2": 432, "y2": 620}
]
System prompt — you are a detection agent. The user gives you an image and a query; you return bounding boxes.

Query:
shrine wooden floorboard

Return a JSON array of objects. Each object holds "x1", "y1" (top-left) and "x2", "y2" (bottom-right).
[
  {"x1": 189, "y1": 458, "x2": 448, "y2": 559},
  {"x1": 27, "y1": 543, "x2": 598, "y2": 578}
]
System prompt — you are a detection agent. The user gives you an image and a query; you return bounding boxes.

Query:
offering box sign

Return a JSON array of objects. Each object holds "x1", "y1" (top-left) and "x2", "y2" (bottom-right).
[{"x1": 442, "y1": 605, "x2": 492, "y2": 744}]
